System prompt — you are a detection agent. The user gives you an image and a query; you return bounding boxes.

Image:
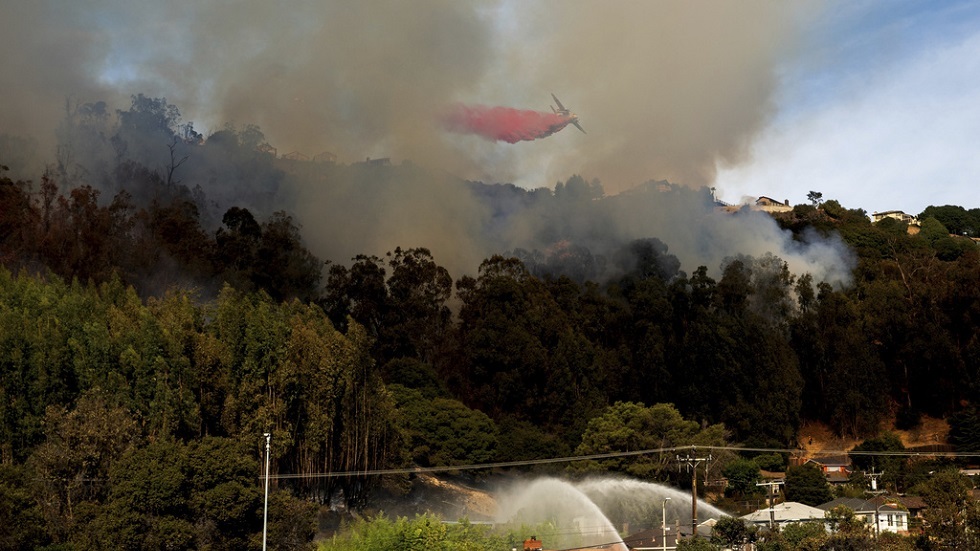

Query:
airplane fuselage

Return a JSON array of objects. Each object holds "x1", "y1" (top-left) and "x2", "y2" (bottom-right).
[{"x1": 551, "y1": 94, "x2": 586, "y2": 134}]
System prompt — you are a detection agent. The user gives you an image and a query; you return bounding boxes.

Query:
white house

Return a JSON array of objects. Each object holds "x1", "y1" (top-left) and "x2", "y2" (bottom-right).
[
  {"x1": 871, "y1": 210, "x2": 919, "y2": 226},
  {"x1": 818, "y1": 497, "x2": 910, "y2": 535},
  {"x1": 742, "y1": 501, "x2": 829, "y2": 531}
]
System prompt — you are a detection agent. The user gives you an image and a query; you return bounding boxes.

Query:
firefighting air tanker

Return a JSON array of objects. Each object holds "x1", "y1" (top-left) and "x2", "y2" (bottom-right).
[{"x1": 551, "y1": 93, "x2": 586, "y2": 134}]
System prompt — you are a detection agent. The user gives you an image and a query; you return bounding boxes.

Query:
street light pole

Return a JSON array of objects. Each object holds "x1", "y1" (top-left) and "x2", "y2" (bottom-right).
[
  {"x1": 662, "y1": 497, "x2": 671, "y2": 551},
  {"x1": 263, "y1": 432, "x2": 271, "y2": 551}
]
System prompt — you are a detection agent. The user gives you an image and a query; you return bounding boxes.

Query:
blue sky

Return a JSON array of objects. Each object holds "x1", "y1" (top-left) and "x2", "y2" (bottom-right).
[{"x1": 713, "y1": 1, "x2": 980, "y2": 215}]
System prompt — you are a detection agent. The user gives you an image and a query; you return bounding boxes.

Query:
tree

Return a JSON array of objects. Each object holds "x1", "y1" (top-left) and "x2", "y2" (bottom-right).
[
  {"x1": 0, "y1": 464, "x2": 49, "y2": 550},
  {"x1": 722, "y1": 458, "x2": 761, "y2": 498},
  {"x1": 825, "y1": 505, "x2": 873, "y2": 550},
  {"x1": 807, "y1": 191, "x2": 823, "y2": 207},
  {"x1": 92, "y1": 438, "x2": 194, "y2": 550},
  {"x1": 260, "y1": 491, "x2": 317, "y2": 551},
  {"x1": 711, "y1": 516, "x2": 754, "y2": 548},
  {"x1": 0, "y1": 166, "x2": 36, "y2": 264},
  {"x1": 949, "y1": 406, "x2": 980, "y2": 452},
  {"x1": 920, "y1": 205, "x2": 978, "y2": 237},
  {"x1": 753, "y1": 454, "x2": 786, "y2": 472},
  {"x1": 849, "y1": 432, "x2": 906, "y2": 490},
  {"x1": 784, "y1": 464, "x2": 832, "y2": 506},
  {"x1": 918, "y1": 216, "x2": 950, "y2": 244},
  {"x1": 215, "y1": 206, "x2": 263, "y2": 290},
  {"x1": 185, "y1": 437, "x2": 263, "y2": 550},
  {"x1": 780, "y1": 521, "x2": 828, "y2": 548},
  {"x1": 573, "y1": 402, "x2": 727, "y2": 481},
  {"x1": 254, "y1": 211, "x2": 323, "y2": 301},
  {"x1": 793, "y1": 282, "x2": 889, "y2": 437},
  {"x1": 675, "y1": 537, "x2": 718, "y2": 550},
  {"x1": 914, "y1": 469, "x2": 974, "y2": 548},
  {"x1": 450, "y1": 255, "x2": 604, "y2": 434},
  {"x1": 322, "y1": 254, "x2": 388, "y2": 334},
  {"x1": 88, "y1": 436, "x2": 314, "y2": 551},
  {"x1": 27, "y1": 391, "x2": 139, "y2": 541},
  {"x1": 391, "y1": 385, "x2": 498, "y2": 468},
  {"x1": 381, "y1": 247, "x2": 453, "y2": 364},
  {"x1": 214, "y1": 208, "x2": 324, "y2": 301}
]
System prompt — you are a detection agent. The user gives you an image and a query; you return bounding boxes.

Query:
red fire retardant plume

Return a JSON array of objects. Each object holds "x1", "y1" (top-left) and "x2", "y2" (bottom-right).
[{"x1": 442, "y1": 104, "x2": 571, "y2": 143}]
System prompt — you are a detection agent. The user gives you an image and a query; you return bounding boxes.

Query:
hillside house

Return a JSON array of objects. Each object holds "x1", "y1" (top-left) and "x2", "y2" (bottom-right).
[
  {"x1": 755, "y1": 196, "x2": 792, "y2": 213},
  {"x1": 806, "y1": 455, "x2": 852, "y2": 484},
  {"x1": 818, "y1": 497, "x2": 910, "y2": 535},
  {"x1": 875, "y1": 495, "x2": 926, "y2": 526},
  {"x1": 871, "y1": 210, "x2": 919, "y2": 226}
]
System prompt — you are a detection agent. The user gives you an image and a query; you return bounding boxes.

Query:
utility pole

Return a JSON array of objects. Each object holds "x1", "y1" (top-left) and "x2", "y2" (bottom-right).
[
  {"x1": 865, "y1": 467, "x2": 886, "y2": 537},
  {"x1": 263, "y1": 433, "x2": 271, "y2": 551},
  {"x1": 755, "y1": 480, "x2": 784, "y2": 530},
  {"x1": 677, "y1": 451, "x2": 711, "y2": 538},
  {"x1": 865, "y1": 468, "x2": 884, "y2": 493}
]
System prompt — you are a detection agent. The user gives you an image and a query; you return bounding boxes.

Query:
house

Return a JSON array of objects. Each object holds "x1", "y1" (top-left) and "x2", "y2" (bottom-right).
[
  {"x1": 622, "y1": 526, "x2": 680, "y2": 550},
  {"x1": 357, "y1": 156, "x2": 391, "y2": 167},
  {"x1": 806, "y1": 455, "x2": 852, "y2": 484},
  {"x1": 281, "y1": 150, "x2": 310, "y2": 161},
  {"x1": 872, "y1": 495, "x2": 926, "y2": 527},
  {"x1": 871, "y1": 210, "x2": 919, "y2": 226},
  {"x1": 818, "y1": 497, "x2": 910, "y2": 535},
  {"x1": 313, "y1": 151, "x2": 337, "y2": 164},
  {"x1": 741, "y1": 501, "x2": 829, "y2": 530},
  {"x1": 622, "y1": 521, "x2": 712, "y2": 550},
  {"x1": 755, "y1": 196, "x2": 792, "y2": 213},
  {"x1": 255, "y1": 142, "x2": 277, "y2": 157}
]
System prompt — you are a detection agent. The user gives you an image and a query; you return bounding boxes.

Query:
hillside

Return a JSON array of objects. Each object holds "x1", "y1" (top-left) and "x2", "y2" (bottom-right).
[{"x1": 798, "y1": 416, "x2": 950, "y2": 457}]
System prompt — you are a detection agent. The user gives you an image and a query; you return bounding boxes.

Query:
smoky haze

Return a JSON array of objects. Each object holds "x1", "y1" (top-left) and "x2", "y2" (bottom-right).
[
  {"x1": 2, "y1": 1, "x2": 817, "y2": 190},
  {"x1": 0, "y1": 1, "x2": 853, "y2": 288}
]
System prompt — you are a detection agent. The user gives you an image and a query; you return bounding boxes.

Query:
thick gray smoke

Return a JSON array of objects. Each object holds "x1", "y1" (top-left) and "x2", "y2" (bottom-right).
[
  {"x1": 282, "y1": 169, "x2": 853, "y2": 287},
  {"x1": 2, "y1": 1, "x2": 820, "y2": 190},
  {"x1": 0, "y1": 1, "x2": 852, "y2": 286}
]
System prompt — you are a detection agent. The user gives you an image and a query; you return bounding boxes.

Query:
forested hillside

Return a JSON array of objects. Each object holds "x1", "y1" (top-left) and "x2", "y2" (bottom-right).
[{"x1": 3, "y1": 95, "x2": 980, "y2": 549}]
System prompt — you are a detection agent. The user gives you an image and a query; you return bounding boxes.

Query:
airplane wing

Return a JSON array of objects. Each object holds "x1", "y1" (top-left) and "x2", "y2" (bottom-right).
[
  {"x1": 572, "y1": 120, "x2": 586, "y2": 134},
  {"x1": 551, "y1": 93, "x2": 566, "y2": 112}
]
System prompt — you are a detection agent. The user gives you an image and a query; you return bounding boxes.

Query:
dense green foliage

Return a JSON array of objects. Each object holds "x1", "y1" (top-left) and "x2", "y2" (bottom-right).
[
  {"x1": 316, "y1": 514, "x2": 509, "y2": 551},
  {"x1": 722, "y1": 458, "x2": 762, "y2": 498},
  {"x1": 784, "y1": 464, "x2": 834, "y2": 506},
  {"x1": 0, "y1": 270, "x2": 389, "y2": 548},
  {"x1": 572, "y1": 402, "x2": 726, "y2": 481}
]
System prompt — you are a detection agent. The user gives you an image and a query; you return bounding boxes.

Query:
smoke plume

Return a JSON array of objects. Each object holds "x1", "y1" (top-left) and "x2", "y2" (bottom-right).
[
  {"x1": 0, "y1": 1, "x2": 856, "y2": 290},
  {"x1": 0, "y1": 1, "x2": 821, "y2": 191},
  {"x1": 442, "y1": 104, "x2": 570, "y2": 143}
]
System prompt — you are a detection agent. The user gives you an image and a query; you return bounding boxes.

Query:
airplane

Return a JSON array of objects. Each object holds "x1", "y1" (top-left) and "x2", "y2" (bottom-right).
[{"x1": 551, "y1": 93, "x2": 586, "y2": 134}]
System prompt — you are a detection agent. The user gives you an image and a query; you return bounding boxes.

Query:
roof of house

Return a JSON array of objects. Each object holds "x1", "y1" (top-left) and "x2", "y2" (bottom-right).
[
  {"x1": 820, "y1": 497, "x2": 907, "y2": 515},
  {"x1": 755, "y1": 195, "x2": 786, "y2": 203},
  {"x1": 818, "y1": 498, "x2": 874, "y2": 512},
  {"x1": 870, "y1": 495, "x2": 925, "y2": 511},
  {"x1": 807, "y1": 455, "x2": 852, "y2": 467},
  {"x1": 622, "y1": 527, "x2": 680, "y2": 549},
  {"x1": 742, "y1": 502, "x2": 827, "y2": 523}
]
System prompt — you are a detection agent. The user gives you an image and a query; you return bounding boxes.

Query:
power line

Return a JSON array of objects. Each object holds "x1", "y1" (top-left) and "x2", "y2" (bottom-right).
[
  {"x1": 269, "y1": 444, "x2": 692, "y2": 479},
  {"x1": 263, "y1": 444, "x2": 980, "y2": 480}
]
